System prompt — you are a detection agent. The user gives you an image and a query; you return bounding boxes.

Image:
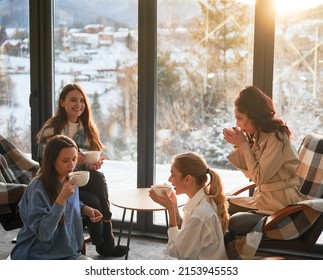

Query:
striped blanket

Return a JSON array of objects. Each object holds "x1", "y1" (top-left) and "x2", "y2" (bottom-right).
[
  {"x1": 225, "y1": 133, "x2": 323, "y2": 259},
  {"x1": 0, "y1": 135, "x2": 39, "y2": 215}
]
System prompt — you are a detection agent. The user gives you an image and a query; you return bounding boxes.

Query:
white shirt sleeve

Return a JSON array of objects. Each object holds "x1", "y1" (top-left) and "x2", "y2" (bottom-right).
[{"x1": 166, "y1": 215, "x2": 224, "y2": 259}]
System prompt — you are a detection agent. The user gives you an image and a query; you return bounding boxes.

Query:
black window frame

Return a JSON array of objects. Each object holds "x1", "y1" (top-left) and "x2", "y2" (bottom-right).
[{"x1": 29, "y1": 0, "x2": 275, "y2": 236}]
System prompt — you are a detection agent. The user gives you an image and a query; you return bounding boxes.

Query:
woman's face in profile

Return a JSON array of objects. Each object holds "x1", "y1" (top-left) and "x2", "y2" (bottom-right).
[
  {"x1": 234, "y1": 107, "x2": 255, "y2": 135},
  {"x1": 168, "y1": 164, "x2": 186, "y2": 195}
]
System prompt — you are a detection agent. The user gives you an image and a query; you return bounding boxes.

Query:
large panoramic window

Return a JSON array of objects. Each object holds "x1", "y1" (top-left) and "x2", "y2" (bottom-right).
[
  {"x1": 0, "y1": 0, "x2": 30, "y2": 153},
  {"x1": 155, "y1": 0, "x2": 254, "y2": 225},
  {"x1": 54, "y1": 0, "x2": 138, "y2": 220},
  {"x1": 156, "y1": 0, "x2": 254, "y2": 185},
  {"x1": 273, "y1": 0, "x2": 323, "y2": 148}
]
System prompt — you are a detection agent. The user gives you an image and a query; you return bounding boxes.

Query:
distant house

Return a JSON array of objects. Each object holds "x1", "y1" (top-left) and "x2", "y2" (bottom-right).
[
  {"x1": 84, "y1": 24, "x2": 104, "y2": 34},
  {"x1": 114, "y1": 28, "x2": 130, "y2": 42},
  {"x1": 98, "y1": 32, "x2": 114, "y2": 47},
  {"x1": 69, "y1": 32, "x2": 98, "y2": 49},
  {"x1": 1, "y1": 39, "x2": 21, "y2": 56}
]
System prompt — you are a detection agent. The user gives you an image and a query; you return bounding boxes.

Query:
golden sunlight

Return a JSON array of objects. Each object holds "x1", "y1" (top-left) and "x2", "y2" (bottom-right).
[
  {"x1": 274, "y1": 0, "x2": 323, "y2": 13},
  {"x1": 239, "y1": 0, "x2": 323, "y2": 12}
]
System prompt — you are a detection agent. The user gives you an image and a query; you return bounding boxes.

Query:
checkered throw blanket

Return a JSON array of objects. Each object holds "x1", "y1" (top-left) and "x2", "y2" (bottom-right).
[
  {"x1": 225, "y1": 132, "x2": 323, "y2": 259},
  {"x1": 0, "y1": 135, "x2": 39, "y2": 214}
]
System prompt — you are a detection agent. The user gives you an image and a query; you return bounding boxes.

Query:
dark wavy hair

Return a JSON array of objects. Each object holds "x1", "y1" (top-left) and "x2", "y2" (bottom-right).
[{"x1": 235, "y1": 85, "x2": 291, "y2": 139}]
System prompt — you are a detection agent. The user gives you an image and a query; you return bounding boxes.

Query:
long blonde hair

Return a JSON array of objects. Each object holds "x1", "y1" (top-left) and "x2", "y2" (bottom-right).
[{"x1": 173, "y1": 152, "x2": 229, "y2": 232}]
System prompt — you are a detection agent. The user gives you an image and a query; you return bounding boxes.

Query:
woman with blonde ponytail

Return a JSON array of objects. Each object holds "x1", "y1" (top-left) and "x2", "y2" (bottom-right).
[{"x1": 149, "y1": 152, "x2": 228, "y2": 260}]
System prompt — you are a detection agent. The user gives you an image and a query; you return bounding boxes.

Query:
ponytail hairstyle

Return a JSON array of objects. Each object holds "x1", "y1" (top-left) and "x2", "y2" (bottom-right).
[
  {"x1": 173, "y1": 152, "x2": 229, "y2": 233},
  {"x1": 206, "y1": 169, "x2": 229, "y2": 232}
]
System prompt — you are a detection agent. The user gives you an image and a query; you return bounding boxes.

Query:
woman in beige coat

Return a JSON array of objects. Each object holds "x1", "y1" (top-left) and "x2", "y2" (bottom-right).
[{"x1": 223, "y1": 85, "x2": 306, "y2": 215}]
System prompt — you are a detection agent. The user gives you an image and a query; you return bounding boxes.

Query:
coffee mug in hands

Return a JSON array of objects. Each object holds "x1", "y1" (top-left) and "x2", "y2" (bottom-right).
[
  {"x1": 69, "y1": 171, "x2": 90, "y2": 187},
  {"x1": 223, "y1": 127, "x2": 238, "y2": 134},
  {"x1": 82, "y1": 151, "x2": 101, "y2": 165},
  {"x1": 151, "y1": 184, "x2": 172, "y2": 197}
]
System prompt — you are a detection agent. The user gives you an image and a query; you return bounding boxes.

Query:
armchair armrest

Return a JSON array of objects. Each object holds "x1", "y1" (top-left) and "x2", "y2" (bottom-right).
[
  {"x1": 263, "y1": 204, "x2": 311, "y2": 231},
  {"x1": 226, "y1": 182, "x2": 256, "y2": 196}
]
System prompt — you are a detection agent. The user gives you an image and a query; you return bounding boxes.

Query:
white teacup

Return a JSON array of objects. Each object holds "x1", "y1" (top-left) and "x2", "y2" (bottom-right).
[
  {"x1": 151, "y1": 184, "x2": 172, "y2": 197},
  {"x1": 69, "y1": 171, "x2": 90, "y2": 187},
  {"x1": 82, "y1": 151, "x2": 101, "y2": 164},
  {"x1": 224, "y1": 127, "x2": 238, "y2": 134}
]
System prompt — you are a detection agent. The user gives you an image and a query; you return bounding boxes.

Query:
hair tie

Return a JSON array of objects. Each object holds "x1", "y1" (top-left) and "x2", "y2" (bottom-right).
[{"x1": 206, "y1": 168, "x2": 210, "y2": 174}]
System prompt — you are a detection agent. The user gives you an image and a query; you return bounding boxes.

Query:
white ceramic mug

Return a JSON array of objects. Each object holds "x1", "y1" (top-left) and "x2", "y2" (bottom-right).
[
  {"x1": 82, "y1": 151, "x2": 101, "y2": 164},
  {"x1": 69, "y1": 171, "x2": 90, "y2": 187},
  {"x1": 224, "y1": 127, "x2": 238, "y2": 134},
  {"x1": 151, "y1": 184, "x2": 172, "y2": 197}
]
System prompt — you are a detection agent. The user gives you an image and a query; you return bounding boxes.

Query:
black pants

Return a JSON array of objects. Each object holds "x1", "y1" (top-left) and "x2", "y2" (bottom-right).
[
  {"x1": 228, "y1": 212, "x2": 265, "y2": 235},
  {"x1": 79, "y1": 170, "x2": 114, "y2": 247},
  {"x1": 0, "y1": 203, "x2": 23, "y2": 231}
]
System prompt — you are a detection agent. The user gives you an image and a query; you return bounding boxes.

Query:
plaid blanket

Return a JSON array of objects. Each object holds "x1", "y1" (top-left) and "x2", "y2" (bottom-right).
[
  {"x1": 296, "y1": 132, "x2": 323, "y2": 198},
  {"x1": 0, "y1": 135, "x2": 39, "y2": 214},
  {"x1": 225, "y1": 132, "x2": 323, "y2": 259}
]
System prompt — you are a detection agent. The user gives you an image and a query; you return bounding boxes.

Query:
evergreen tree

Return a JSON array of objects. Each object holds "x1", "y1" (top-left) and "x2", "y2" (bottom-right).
[{"x1": 189, "y1": 0, "x2": 251, "y2": 121}]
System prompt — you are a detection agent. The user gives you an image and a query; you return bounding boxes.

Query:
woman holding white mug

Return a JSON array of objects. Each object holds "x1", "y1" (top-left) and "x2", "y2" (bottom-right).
[
  {"x1": 223, "y1": 85, "x2": 306, "y2": 215},
  {"x1": 11, "y1": 135, "x2": 102, "y2": 259}
]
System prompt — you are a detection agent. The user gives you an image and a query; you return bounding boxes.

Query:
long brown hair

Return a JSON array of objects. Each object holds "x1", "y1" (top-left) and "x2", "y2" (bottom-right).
[
  {"x1": 173, "y1": 152, "x2": 229, "y2": 233},
  {"x1": 37, "y1": 135, "x2": 78, "y2": 223},
  {"x1": 37, "y1": 83, "x2": 103, "y2": 151},
  {"x1": 235, "y1": 85, "x2": 291, "y2": 140}
]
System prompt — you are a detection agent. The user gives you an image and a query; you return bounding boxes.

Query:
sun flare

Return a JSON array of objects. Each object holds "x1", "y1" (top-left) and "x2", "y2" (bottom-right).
[
  {"x1": 274, "y1": 0, "x2": 323, "y2": 13},
  {"x1": 239, "y1": 0, "x2": 323, "y2": 13}
]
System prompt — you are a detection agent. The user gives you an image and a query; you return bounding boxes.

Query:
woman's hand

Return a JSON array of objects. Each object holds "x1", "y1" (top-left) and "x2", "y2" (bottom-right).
[
  {"x1": 77, "y1": 152, "x2": 87, "y2": 165},
  {"x1": 82, "y1": 205, "x2": 103, "y2": 223},
  {"x1": 78, "y1": 151, "x2": 106, "y2": 170},
  {"x1": 55, "y1": 178, "x2": 77, "y2": 206},
  {"x1": 150, "y1": 189, "x2": 180, "y2": 228},
  {"x1": 223, "y1": 127, "x2": 247, "y2": 146},
  {"x1": 87, "y1": 157, "x2": 106, "y2": 171},
  {"x1": 149, "y1": 188, "x2": 177, "y2": 211}
]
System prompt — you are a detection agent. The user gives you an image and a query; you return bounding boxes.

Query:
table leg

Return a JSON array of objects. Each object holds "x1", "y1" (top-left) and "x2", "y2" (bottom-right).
[
  {"x1": 116, "y1": 208, "x2": 134, "y2": 260},
  {"x1": 117, "y1": 208, "x2": 127, "y2": 246},
  {"x1": 125, "y1": 209, "x2": 135, "y2": 260}
]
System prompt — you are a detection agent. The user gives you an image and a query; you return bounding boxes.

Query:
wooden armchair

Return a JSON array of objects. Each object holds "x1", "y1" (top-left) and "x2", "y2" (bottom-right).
[{"x1": 227, "y1": 132, "x2": 323, "y2": 259}]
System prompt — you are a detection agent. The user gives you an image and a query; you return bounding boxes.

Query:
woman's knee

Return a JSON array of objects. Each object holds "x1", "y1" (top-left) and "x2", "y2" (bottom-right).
[
  {"x1": 229, "y1": 212, "x2": 264, "y2": 235},
  {"x1": 83, "y1": 171, "x2": 109, "y2": 194},
  {"x1": 79, "y1": 190, "x2": 101, "y2": 210}
]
